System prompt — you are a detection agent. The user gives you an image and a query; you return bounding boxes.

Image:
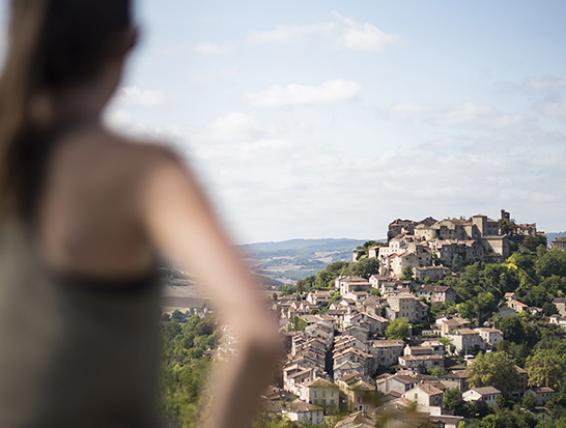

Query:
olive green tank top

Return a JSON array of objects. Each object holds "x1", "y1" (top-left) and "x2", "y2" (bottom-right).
[{"x1": 0, "y1": 221, "x2": 164, "y2": 427}]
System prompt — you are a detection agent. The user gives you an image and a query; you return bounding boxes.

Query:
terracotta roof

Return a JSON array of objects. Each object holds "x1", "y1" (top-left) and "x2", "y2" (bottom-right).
[
  {"x1": 339, "y1": 372, "x2": 363, "y2": 383},
  {"x1": 392, "y1": 374, "x2": 417, "y2": 385},
  {"x1": 371, "y1": 340, "x2": 405, "y2": 348},
  {"x1": 437, "y1": 316, "x2": 468, "y2": 324},
  {"x1": 468, "y1": 386, "x2": 501, "y2": 395},
  {"x1": 447, "y1": 370, "x2": 470, "y2": 379},
  {"x1": 452, "y1": 328, "x2": 479, "y2": 335},
  {"x1": 401, "y1": 354, "x2": 444, "y2": 362},
  {"x1": 306, "y1": 377, "x2": 338, "y2": 389},
  {"x1": 416, "y1": 382, "x2": 444, "y2": 396},
  {"x1": 375, "y1": 373, "x2": 391, "y2": 380},
  {"x1": 335, "y1": 411, "x2": 375, "y2": 428},
  {"x1": 350, "y1": 380, "x2": 375, "y2": 391},
  {"x1": 515, "y1": 365, "x2": 528, "y2": 374},
  {"x1": 474, "y1": 327, "x2": 503, "y2": 333},
  {"x1": 286, "y1": 399, "x2": 321, "y2": 413},
  {"x1": 531, "y1": 386, "x2": 555, "y2": 393}
]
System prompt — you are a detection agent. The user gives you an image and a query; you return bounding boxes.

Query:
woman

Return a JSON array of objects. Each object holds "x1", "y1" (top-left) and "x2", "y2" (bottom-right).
[{"x1": 0, "y1": 1, "x2": 280, "y2": 427}]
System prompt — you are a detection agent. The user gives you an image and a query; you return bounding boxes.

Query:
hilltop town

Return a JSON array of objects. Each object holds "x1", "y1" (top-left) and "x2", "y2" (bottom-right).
[
  {"x1": 161, "y1": 210, "x2": 566, "y2": 428},
  {"x1": 352, "y1": 210, "x2": 542, "y2": 281}
]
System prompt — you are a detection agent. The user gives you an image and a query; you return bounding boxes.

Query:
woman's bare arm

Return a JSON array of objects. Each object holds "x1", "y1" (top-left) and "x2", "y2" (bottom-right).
[{"x1": 140, "y1": 151, "x2": 281, "y2": 428}]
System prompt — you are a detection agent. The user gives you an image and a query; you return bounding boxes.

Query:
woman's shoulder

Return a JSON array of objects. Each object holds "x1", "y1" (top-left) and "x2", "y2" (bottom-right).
[
  {"x1": 56, "y1": 125, "x2": 186, "y2": 176},
  {"x1": 103, "y1": 129, "x2": 184, "y2": 168},
  {"x1": 48, "y1": 126, "x2": 190, "y2": 206}
]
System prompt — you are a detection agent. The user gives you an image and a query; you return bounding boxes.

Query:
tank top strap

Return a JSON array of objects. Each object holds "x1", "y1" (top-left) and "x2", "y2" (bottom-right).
[{"x1": 20, "y1": 115, "x2": 101, "y2": 223}]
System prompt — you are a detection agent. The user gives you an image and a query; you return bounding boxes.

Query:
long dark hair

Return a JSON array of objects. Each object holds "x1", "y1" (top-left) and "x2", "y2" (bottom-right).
[{"x1": 0, "y1": 0, "x2": 132, "y2": 220}]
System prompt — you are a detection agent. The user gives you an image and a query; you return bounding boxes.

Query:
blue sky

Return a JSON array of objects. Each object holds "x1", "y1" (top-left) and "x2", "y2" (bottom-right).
[{"x1": 4, "y1": 1, "x2": 566, "y2": 243}]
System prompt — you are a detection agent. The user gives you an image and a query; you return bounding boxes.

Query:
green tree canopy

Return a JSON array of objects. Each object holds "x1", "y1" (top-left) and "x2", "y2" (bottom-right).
[
  {"x1": 467, "y1": 351, "x2": 520, "y2": 397},
  {"x1": 478, "y1": 408, "x2": 536, "y2": 428},
  {"x1": 385, "y1": 318, "x2": 410, "y2": 340},
  {"x1": 348, "y1": 257, "x2": 379, "y2": 279},
  {"x1": 443, "y1": 388, "x2": 465, "y2": 416},
  {"x1": 401, "y1": 265, "x2": 414, "y2": 281},
  {"x1": 526, "y1": 348, "x2": 566, "y2": 388}
]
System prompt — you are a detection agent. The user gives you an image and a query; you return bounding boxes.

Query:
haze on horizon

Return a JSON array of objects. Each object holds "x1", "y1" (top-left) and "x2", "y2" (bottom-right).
[{"x1": 2, "y1": 0, "x2": 565, "y2": 244}]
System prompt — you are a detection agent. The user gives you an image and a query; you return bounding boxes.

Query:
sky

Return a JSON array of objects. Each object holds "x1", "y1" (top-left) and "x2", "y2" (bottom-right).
[{"x1": 4, "y1": 1, "x2": 566, "y2": 243}]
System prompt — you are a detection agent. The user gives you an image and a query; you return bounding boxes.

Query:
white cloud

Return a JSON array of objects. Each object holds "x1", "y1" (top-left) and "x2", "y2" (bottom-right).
[
  {"x1": 247, "y1": 23, "x2": 336, "y2": 44},
  {"x1": 524, "y1": 75, "x2": 566, "y2": 92},
  {"x1": 191, "y1": 67, "x2": 240, "y2": 84},
  {"x1": 247, "y1": 14, "x2": 397, "y2": 52},
  {"x1": 387, "y1": 102, "x2": 430, "y2": 117},
  {"x1": 439, "y1": 103, "x2": 495, "y2": 126},
  {"x1": 542, "y1": 101, "x2": 566, "y2": 120},
  {"x1": 386, "y1": 101, "x2": 522, "y2": 129},
  {"x1": 333, "y1": 13, "x2": 398, "y2": 51},
  {"x1": 104, "y1": 108, "x2": 185, "y2": 142},
  {"x1": 105, "y1": 100, "x2": 566, "y2": 243},
  {"x1": 193, "y1": 42, "x2": 229, "y2": 56},
  {"x1": 115, "y1": 86, "x2": 166, "y2": 108},
  {"x1": 197, "y1": 112, "x2": 276, "y2": 143},
  {"x1": 244, "y1": 80, "x2": 360, "y2": 108}
]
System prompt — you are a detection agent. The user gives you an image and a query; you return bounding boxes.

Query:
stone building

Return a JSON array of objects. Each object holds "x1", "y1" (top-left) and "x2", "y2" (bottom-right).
[
  {"x1": 386, "y1": 293, "x2": 428, "y2": 322},
  {"x1": 553, "y1": 237, "x2": 566, "y2": 250}
]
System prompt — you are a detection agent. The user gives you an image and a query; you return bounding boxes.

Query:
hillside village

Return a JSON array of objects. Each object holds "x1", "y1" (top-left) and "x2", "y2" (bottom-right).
[
  {"x1": 254, "y1": 211, "x2": 566, "y2": 427},
  {"x1": 161, "y1": 210, "x2": 566, "y2": 428}
]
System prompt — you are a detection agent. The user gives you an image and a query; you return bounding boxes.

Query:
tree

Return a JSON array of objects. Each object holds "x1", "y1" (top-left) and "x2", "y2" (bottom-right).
[
  {"x1": 451, "y1": 254, "x2": 464, "y2": 272},
  {"x1": 401, "y1": 265, "x2": 414, "y2": 281},
  {"x1": 478, "y1": 408, "x2": 535, "y2": 428},
  {"x1": 354, "y1": 241, "x2": 381, "y2": 259},
  {"x1": 526, "y1": 348, "x2": 566, "y2": 388},
  {"x1": 429, "y1": 367, "x2": 446, "y2": 377},
  {"x1": 521, "y1": 235, "x2": 547, "y2": 252},
  {"x1": 296, "y1": 275, "x2": 315, "y2": 293},
  {"x1": 329, "y1": 291, "x2": 341, "y2": 302},
  {"x1": 521, "y1": 392, "x2": 536, "y2": 411},
  {"x1": 314, "y1": 261, "x2": 350, "y2": 289},
  {"x1": 467, "y1": 351, "x2": 519, "y2": 397},
  {"x1": 348, "y1": 257, "x2": 379, "y2": 279},
  {"x1": 315, "y1": 269, "x2": 336, "y2": 289},
  {"x1": 290, "y1": 316, "x2": 307, "y2": 332},
  {"x1": 385, "y1": 318, "x2": 410, "y2": 339},
  {"x1": 161, "y1": 316, "x2": 218, "y2": 428},
  {"x1": 476, "y1": 291, "x2": 497, "y2": 322},
  {"x1": 253, "y1": 414, "x2": 296, "y2": 428},
  {"x1": 443, "y1": 388, "x2": 464, "y2": 416},
  {"x1": 456, "y1": 301, "x2": 478, "y2": 321},
  {"x1": 370, "y1": 288, "x2": 381, "y2": 296},
  {"x1": 494, "y1": 316, "x2": 539, "y2": 347},
  {"x1": 543, "y1": 302, "x2": 558, "y2": 316},
  {"x1": 536, "y1": 248, "x2": 566, "y2": 278}
]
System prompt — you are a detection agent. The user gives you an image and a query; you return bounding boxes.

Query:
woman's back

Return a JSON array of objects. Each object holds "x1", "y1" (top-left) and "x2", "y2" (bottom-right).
[
  {"x1": 36, "y1": 126, "x2": 165, "y2": 275},
  {"x1": 0, "y1": 1, "x2": 280, "y2": 426},
  {"x1": 0, "y1": 128, "x2": 167, "y2": 427}
]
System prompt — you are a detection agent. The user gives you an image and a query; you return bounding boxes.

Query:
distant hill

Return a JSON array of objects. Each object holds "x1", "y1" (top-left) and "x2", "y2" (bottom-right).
[
  {"x1": 547, "y1": 232, "x2": 566, "y2": 246},
  {"x1": 241, "y1": 238, "x2": 376, "y2": 285},
  {"x1": 241, "y1": 238, "x2": 370, "y2": 256}
]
